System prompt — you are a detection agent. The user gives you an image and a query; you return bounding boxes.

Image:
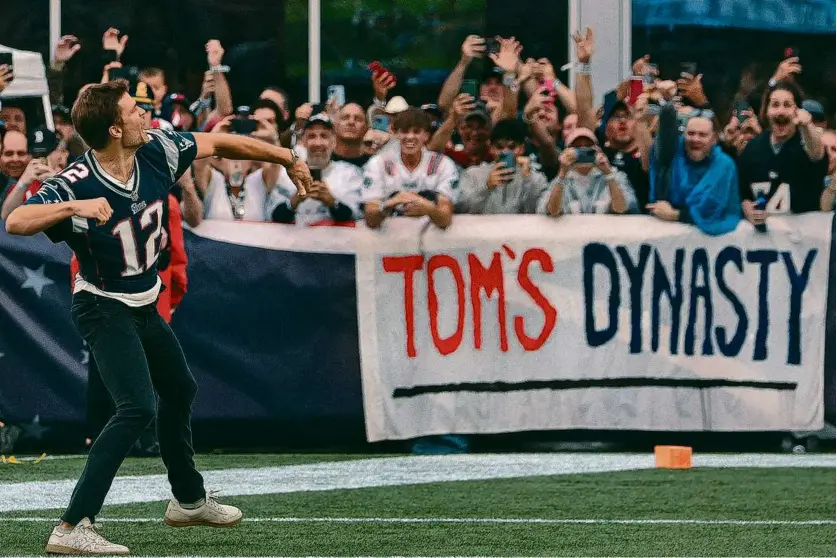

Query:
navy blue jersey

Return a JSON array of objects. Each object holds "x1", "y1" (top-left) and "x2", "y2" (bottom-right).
[{"x1": 24, "y1": 129, "x2": 198, "y2": 294}]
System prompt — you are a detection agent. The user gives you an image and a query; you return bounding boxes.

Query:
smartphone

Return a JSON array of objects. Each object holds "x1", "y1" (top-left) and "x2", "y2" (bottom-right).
[
  {"x1": 231, "y1": 105, "x2": 258, "y2": 135},
  {"x1": 784, "y1": 46, "x2": 800, "y2": 60},
  {"x1": 231, "y1": 118, "x2": 257, "y2": 135},
  {"x1": 460, "y1": 79, "x2": 479, "y2": 98},
  {"x1": 0, "y1": 52, "x2": 13, "y2": 75},
  {"x1": 644, "y1": 63, "x2": 657, "y2": 84},
  {"x1": 372, "y1": 115, "x2": 390, "y2": 132},
  {"x1": 327, "y1": 85, "x2": 346, "y2": 107},
  {"x1": 484, "y1": 37, "x2": 500, "y2": 55},
  {"x1": 310, "y1": 168, "x2": 323, "y2": 182},
  {"x1": 368, "y1": 61, "x2": 397, "y2": 87},
  {"x1": 680, "y1": 61, "x2": 698, "y2": 77},
  {"x1": 628, "y1": 77, "x2": 645, "y2": 105},
  {"x1": 733, "y1": 98, "x2": 752, "y2": 123},
  {"x1": 575, "y1": 147, "x2": 597, "y2": 164},
  {"x1": 498, "y1": 151, "x2": 516, "y2": 171}
]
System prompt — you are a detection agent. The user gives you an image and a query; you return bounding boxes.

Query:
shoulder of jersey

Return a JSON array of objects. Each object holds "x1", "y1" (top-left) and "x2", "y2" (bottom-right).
[{"x1": 144, "y1": 128, "x2": 195, "y2": 153}]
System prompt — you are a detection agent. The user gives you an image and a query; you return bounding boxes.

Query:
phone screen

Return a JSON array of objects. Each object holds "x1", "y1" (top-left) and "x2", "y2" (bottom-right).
[
  {"x1": 372, "y1": 115, "x2": 390, "y2": 132},
  {"x1": 498, "y1": 152, "x2": 516, "y2": 171},
  {"x1": 628, "y1": 77, "x2": 644, "y2": 105},
  {"x1": 327, "y1": 85, "x2": 346, "y2": 107},
  {"x1": 310, "y1": 168, "x2": 323, "y2": 182},
  {"x1": 461, "y1": 79, "x2": 479, "y2": 98},
  {"x1": 575, "y1": 148, "x2": 597, "y2": 165},
  {"x1": 231, "y1": 118, "x2": 258, "y2": 135},
  {"x1": 0, "y1": 52, "x2": 13, "y2": 70}
]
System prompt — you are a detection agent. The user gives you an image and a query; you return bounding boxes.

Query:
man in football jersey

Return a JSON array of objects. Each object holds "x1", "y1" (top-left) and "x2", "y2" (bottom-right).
[
  {"x1": 737, "y1": 81, "x2": 827, "y2": 227},
  {"x1": 362, "y1": 108, "x2": 459, "y2": 229},
  {"x1": 5, "y1": 80, "x2": 312, "y2": 556}
]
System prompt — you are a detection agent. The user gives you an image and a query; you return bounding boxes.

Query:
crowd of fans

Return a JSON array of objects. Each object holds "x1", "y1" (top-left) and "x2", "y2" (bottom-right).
[{"x1": 1, "y1": 26, "x2": 835, "y2": 237}]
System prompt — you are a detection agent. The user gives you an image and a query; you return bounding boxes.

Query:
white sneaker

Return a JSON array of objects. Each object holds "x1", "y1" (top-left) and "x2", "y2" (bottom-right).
[
  {"x1": 45, "y1": 518, "x2": 130, "y2": 555},
  {"x1": 164, "y1": 491, "x2": 242, "y2": 528}
]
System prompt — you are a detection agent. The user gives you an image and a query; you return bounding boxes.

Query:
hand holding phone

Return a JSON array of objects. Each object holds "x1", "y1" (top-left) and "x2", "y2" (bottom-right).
[
  {"x1": 327, "y1": 85, "x2": 346, "y2": 108},
  {"x1": 574, "y1": 147, "x2": 597, "y2": 165},
  {"x1": 498, "y1": 151, "x2": 517, "y2": 171},
  {"x1": 460, "y1": 79, "x2": 479, "y2": 99}
]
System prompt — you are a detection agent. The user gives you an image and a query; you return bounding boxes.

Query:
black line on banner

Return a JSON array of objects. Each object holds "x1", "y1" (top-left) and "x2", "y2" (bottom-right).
[{"x1": 392, "y1": 378, "x2": 798, "y2": 398}]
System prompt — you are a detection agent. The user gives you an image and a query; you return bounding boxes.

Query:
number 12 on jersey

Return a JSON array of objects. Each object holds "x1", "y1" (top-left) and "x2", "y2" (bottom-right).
[{"x1": 112, "y1": 200, "x2": 165, "y2": 277}]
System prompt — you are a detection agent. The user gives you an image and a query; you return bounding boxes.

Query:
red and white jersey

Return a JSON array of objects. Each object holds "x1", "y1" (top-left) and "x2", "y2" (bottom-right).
[{"x1": 361, "y1": 147, "x2": 460, "y2": 204}]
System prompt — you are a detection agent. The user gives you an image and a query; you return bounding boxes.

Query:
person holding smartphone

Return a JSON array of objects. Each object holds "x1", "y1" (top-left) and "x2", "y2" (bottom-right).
[
  {"x1": 457, "y1": 119, "x2": 548, "y2": 214},
  {"x1": 267, "y1": 114, "x2": 363, "y2": 225},
  {"x1": 539, "y1": 128, "x2": 636, "y2": 217}
]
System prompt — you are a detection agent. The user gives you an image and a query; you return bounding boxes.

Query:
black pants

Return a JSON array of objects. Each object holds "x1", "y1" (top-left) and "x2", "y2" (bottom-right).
[
  {"x1": 87, "y1": 354, "x2": 160, "y2": 457},
  {"x1": 63, "y1": 290, "x2": 205, "y2": 525}
]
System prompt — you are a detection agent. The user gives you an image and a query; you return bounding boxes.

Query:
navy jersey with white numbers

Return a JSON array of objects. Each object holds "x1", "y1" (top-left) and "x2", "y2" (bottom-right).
[{"x1": 23, "y1": 129, "x2": 198, "y2": 294}]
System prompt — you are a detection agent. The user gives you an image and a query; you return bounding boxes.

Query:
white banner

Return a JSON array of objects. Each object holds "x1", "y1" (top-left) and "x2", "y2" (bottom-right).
[{"x1": 355, "y1": 214, "x2": 834, "y2": 442}]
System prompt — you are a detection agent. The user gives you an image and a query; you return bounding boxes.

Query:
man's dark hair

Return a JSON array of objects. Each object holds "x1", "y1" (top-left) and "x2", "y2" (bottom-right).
[
  {"x1": 393, "y1": 108, "x2": 431, "y2": 134},
  {"x1": 490, "y1": 118, "x2": 528, "y2": 145},
  {"x1": 253, "y1": 98, "x2": 285, "y2": 127},
  {"x1": 760, "y1": 79, "x2": 804, "y2": 124},
  {"x1": 263, "y1": 86, "x2": 290, "y2": 111},
  {"x1": 71, "y1": 80, "x2": 129, "y2": 150}
]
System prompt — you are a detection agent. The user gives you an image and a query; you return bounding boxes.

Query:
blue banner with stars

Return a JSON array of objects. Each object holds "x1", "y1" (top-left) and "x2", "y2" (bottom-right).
[{"x1": 0, "y1": 221, "x2": 364, "y2": 432}]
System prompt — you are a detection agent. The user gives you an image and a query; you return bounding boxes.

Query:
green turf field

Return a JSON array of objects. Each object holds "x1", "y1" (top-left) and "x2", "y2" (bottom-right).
[{"x1": 0, "y1": 454, "x2": 833, "y2": 556}]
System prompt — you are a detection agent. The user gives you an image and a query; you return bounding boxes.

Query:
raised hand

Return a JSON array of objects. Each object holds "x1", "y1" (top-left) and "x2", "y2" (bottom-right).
[
  {"x1": 206, "y1": 40, "x2": 224, "y2": 67},
  {"x1": 199, "y1": 71, "x2": 216, "y2": 100},
  {"x1": 72, "y1": 198, "x2": 113, "y2": 226},
  {"x1": 54, "y1": 35, "x2": 81, "y2": 65},
  {"x1": 794, "y1": 108, "x2": 813, "y2": 127},
  {"x1": 373, "y1": 72, "x2": 396, "y2": 102},
  {"x1": 677, "y1": 73, "x2": 707, "y2": 106},
  {"x1": 19, "y1": 159, "x2": 55, "y2": 188},
  {"x1": 295, "y1": 103, "x2": 314, "y2": 123},
  {"x1": 102, "y1": 28, "x2": 129, "y2": 59},
  {"x1": 772, "y1": 56, "x2": 802, "y2": 83},
  {"x1": 450, "y1": 93, "x2": 476, "y2": 121},
  {"x1": 489, "y1": 37, "x2": 522, "y2": 74},
  {"x1": 595, "y1": 149, "x2": 612, "y2": 174},
  {"x1": 487, "y1": 162, "x2": 515, "y2": 189},
  {"x1": 461, "y1": 35, "x2": 486, "y2": 62},
  {"x1": 572, "y1": 27, "x2": 594, "y2": 63}
]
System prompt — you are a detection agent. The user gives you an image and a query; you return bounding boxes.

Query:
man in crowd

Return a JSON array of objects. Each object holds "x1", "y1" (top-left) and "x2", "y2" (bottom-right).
[
  {"x1": 457, "y1": 118, "x2": 549, "y2": 214},
  {"x1": 363, "y1": 108, "x2": 458, "y2": 229},
  {"x1": 0, "y1": 130, "x2": 30, "y2": 197},
  {"x1": 333, "y1": 103, "x2": 372, "y2": 167},
  {"x1": 1, "y1": 127, "x2": 68, "y2": 219},
  {"x1": 268, "y1": 114, "x2": 363, "y2": 225},
  {"x1": 0, "y1": 104, "x2": 27, "y2": 135},
  {"x1": 539, "y1": 127, "x2": 636, "y2": 216},
  {"x1": 646, "y1": 104, "x2": 741, "y2": 235},
  {"x1": 737, "y1": 81, "x2": 827, "y2": 228}
]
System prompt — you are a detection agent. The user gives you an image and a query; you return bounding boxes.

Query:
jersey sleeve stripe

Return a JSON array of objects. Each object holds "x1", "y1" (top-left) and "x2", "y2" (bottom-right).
[{"x1": 146, "y1": 128, "x2": 180, "y2": 181}]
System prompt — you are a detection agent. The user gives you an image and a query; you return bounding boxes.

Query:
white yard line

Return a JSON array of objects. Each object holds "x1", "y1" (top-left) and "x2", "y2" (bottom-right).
[
  {"x1": 0, "y1": 453, "x2": 833, "y2": 513},
  {"x1": 1, "y1": 516, "x2": 833, "y2": 526}
]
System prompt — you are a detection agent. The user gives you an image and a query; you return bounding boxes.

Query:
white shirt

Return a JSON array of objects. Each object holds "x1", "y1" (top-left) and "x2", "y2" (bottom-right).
[
  {"x1": 202, "y1": 168, "x2": 271, "y2": 221},
  {"x1": 266, "y1": 160, "x2": 364, "y2": 225},
  {"x1": 361, "y1": 147, "x2": 460, "y2": 204}
]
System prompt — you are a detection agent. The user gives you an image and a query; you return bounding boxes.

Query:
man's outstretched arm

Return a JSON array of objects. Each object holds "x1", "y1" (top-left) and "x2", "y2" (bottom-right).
[{"x1": 192, "y1": 132, "x2": 312, "y2": 196}]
